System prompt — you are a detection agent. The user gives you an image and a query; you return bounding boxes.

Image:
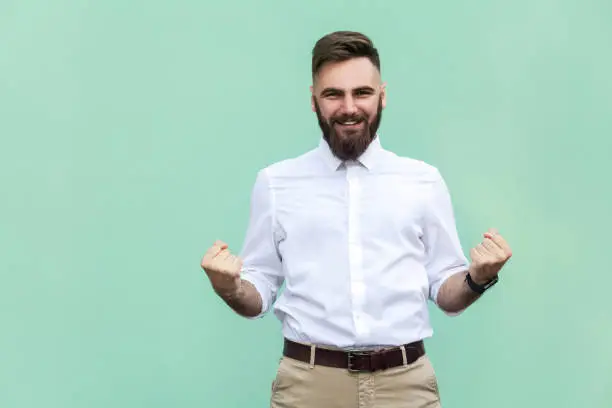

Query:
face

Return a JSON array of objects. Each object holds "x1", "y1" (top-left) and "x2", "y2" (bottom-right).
[{"x1": 311, "y1": 57, "x2": 386, "y2": 161}]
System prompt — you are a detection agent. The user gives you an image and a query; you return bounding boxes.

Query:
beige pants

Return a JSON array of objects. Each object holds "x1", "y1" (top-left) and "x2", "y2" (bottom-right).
[{"x1": 270, "y1": 354, "x2": 441, "y2": 408}]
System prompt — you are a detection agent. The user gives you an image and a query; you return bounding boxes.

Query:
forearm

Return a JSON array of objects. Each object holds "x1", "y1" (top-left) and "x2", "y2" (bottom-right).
[
  {"x1": 214, "y1": 279, "x2": 263, "y2": 318},
  {"x1": 436, "y1": 270, "x2": 481, "y2": 313}
]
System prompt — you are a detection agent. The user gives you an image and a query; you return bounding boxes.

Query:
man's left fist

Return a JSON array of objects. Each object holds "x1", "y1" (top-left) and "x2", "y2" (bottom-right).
[{"x1": 469, "y1": 228, "x2": 512, "y2": 284}]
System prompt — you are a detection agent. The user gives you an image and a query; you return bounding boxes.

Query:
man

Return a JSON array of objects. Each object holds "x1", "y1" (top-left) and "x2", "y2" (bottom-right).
[{"x1": 201, "y1": 31, "x2": 512, "y2": 408}]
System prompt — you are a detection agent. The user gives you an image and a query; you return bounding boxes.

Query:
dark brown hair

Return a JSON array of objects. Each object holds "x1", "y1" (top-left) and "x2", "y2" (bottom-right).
[{"x1": 311, "y1": 31, "x2": 381, "y2": 79}]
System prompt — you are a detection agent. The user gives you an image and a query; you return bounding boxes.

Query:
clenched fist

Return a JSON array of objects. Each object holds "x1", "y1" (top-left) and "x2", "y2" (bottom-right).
[
  {"x1": 469, "y1": 228, "x2": 512, "y2": 284},
  {"x1": 201, "y1": 240, "x2": 243, "y2": 295}
]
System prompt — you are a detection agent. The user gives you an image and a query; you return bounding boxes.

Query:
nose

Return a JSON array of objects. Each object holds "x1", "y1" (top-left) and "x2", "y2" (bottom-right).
[{"x1": 341, "y1": 95, "x2": 358, "y2": 115}]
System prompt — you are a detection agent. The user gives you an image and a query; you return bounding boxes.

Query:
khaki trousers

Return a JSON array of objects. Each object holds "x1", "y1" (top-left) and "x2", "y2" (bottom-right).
[{"x1": 270, "y1": 353, "x2": 442, "y2": 408}]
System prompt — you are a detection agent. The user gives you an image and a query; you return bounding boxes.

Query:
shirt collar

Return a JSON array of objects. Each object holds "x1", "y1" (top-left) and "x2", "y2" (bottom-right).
[{"x1": 317, "y1": 134, "x2": 383, "y2": 171}]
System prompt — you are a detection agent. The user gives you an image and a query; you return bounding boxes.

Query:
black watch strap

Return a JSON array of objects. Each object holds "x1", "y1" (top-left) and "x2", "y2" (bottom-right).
[{"x1": 465, "y1": 272, "x2": 498, "y2": 294}]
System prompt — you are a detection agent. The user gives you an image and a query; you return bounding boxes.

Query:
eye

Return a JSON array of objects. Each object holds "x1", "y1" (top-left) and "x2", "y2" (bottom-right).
[
  {"x1": 324, "y1": 91, "x2": 341, "y2": 99},
  {"x1": 355, "y1": 89, "x2": 373, "y2": 97}
]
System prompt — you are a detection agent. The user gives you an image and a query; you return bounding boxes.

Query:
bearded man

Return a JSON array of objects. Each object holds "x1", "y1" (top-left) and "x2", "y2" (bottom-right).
[{"x1": 201, "y1": 31, "x2": 512, "y2": 408}]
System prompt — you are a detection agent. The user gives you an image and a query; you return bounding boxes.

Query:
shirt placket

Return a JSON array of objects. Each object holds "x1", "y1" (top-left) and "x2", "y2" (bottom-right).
[{"x1": 346, "y1": 162, "x2": 368, "y2": 340}]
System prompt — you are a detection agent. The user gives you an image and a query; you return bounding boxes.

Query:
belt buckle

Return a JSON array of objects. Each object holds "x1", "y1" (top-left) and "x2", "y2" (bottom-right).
[{"x1": 347, "y1": 351, "x2": 370, "y2": 373}]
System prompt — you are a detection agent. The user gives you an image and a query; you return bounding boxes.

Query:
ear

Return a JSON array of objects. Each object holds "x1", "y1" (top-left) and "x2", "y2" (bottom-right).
[
  {"x1": 310, "y1": 85, "x2": 316, "y2": 112},
  {"x1": 380, "y1": 81, "x2": 387, "y2": 109}
]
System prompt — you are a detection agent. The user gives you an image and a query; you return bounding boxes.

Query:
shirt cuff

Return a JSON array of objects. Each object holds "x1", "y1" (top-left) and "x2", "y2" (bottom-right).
[
  {"x1": 241, "y1": 270, "x2": 273, "y2": 320},
  {"x1": 430, "y1": 265, "x2": 469, "y2": 316}
]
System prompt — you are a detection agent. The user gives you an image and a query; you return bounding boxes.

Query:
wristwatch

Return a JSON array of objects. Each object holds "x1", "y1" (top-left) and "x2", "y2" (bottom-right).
[{"x1": 465, "y1": 272, "x2": 498, "y2": 294}]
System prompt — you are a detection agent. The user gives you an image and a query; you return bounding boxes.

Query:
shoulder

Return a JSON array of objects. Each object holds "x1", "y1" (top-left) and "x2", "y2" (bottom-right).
[
  {"x1": 379, "y1": 149, "x2": 443, "y2": 183},
  {"x1": 257, "y1": 147, "x2": 322, "y2": 180}
]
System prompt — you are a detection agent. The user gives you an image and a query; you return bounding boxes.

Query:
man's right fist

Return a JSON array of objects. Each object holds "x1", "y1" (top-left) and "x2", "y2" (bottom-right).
[{"x1": 201, "y1": 240, "x2": 243, "y2": 295}]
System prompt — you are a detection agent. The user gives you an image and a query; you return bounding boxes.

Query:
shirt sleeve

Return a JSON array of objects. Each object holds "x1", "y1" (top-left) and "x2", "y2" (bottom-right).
[
  {"x1": 239, "y1": 168, "x2": 284, "y2": 319},
  {"x1": 422, "y1": 169, "x2": 470, "y2": 310}
]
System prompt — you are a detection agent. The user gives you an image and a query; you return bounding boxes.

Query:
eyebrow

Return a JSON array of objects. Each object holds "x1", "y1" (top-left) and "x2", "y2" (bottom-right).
[{"x1": 320, "y1": 86, "x2": 376, "y2": 96}]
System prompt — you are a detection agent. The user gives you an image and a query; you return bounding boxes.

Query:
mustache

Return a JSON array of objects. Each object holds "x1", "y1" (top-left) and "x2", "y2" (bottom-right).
[{"x1": 329, "y1": 113, "x2": 367, "y2": 124}]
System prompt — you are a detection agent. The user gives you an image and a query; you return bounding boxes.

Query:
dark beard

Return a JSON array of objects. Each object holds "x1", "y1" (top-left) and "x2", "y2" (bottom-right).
[{"x1": 314, "y1": 97, "x2": 383, "y2": 161}]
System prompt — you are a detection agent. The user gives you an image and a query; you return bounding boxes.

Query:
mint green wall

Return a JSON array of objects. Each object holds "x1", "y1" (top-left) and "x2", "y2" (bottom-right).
[{"x1": 2, "y1": 1, "x2": 611, "y2": 407}]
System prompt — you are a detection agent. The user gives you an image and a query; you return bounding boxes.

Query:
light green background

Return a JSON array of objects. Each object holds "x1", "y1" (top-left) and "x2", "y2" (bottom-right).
[{"x1": 1, "y1": 1, "x2": 611, "y2": 407}]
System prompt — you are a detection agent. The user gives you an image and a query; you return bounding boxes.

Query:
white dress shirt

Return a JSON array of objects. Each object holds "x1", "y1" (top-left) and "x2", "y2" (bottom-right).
[{"x1": 239, "y1": 135, "x2": 469, "y2": 349}]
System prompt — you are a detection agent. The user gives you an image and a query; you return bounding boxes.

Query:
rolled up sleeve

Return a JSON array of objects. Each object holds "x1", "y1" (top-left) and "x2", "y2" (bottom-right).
[
  {"x1": 239, "y1": 168, "x2": 284, "y2": 319},
  {"x1": 423, "y1": 169, "x2": 469, "y2": 309}
]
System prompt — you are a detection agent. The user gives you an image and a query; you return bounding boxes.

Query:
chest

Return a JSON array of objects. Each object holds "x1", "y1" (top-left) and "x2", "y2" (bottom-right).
[{"x1": 272, "y1": 173, "x2": 431, "y2": 242}]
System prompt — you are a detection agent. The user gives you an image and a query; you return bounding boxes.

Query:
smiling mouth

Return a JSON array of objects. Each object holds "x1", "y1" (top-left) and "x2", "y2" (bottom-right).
[{"x1": 334, "y1": 119, "x2": 364, "y2": 127}]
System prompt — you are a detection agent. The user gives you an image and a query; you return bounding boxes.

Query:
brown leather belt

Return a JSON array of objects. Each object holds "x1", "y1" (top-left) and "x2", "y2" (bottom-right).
[{"x1": 283, "y1": 338, "x2": 425, "y2": 373}]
